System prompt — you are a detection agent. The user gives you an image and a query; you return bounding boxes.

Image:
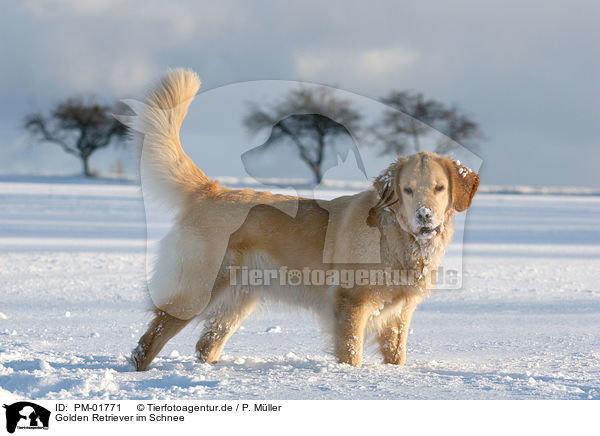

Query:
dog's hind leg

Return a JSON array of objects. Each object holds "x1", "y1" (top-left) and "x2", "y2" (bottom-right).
[
  {"x1": 196, "y1": 295, "x2": 258, "y2": 363},
  {"x1": 129, "y1": 309, "x2": 191, "y2": 371}
]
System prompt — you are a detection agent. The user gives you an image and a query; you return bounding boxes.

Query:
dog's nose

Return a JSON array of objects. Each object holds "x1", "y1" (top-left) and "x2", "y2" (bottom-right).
[{"x1": 416, "y1": 207, "x2": 432, "y2": 223}]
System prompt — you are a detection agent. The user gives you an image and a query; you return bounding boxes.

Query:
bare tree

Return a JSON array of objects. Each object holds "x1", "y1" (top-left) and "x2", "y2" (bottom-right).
[
  {"x1": 23, "y1": 96, "x2": 128, "y2": 177},
  {"x1": 244, "y1": 86, "x2": 362, "y2": 184},
  {"x1": 373, "y1": 90, "x2": 483, "y2": 156},
  {"x1": 434, "y1": 104, "x2": 484, "y2": 154}
]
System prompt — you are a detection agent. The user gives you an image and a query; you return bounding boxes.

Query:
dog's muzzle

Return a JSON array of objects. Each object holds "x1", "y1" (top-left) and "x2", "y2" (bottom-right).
[{"x1": 418, "y1": 224, "x2": 441, "y2": 236}]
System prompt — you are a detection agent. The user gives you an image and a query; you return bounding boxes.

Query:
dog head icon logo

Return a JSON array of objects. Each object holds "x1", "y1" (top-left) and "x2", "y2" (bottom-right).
[{"x1": 3, "y1": 402, "x2": 50, "y2": 434}]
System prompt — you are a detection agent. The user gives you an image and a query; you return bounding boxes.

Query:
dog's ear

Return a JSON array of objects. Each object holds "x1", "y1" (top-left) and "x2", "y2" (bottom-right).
[
  {"x1": 374, "y1": 159, "x2": 406, "y2": 209},
  {"x1": 444, "y1": 158, "x2": 479, "y2": 212},
  {"x1": 368, "y1": 158, "x2": 408, "y2": 228}
]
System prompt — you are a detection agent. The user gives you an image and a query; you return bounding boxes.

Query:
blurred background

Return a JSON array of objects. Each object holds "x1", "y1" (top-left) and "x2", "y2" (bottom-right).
[{"x1": 0, "y1": 0, "x2": 598, "y2": 187}]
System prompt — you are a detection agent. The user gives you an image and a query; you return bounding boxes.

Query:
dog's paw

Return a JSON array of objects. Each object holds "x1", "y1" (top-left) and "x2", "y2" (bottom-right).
[{"x1": 128, "y1": 344, "x2": 148, "y2": 371}]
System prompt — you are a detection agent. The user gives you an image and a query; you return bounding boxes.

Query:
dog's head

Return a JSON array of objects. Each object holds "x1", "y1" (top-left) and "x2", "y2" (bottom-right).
[{"x1": 373, "y1": 151, "x2": 479, "y2": 240}]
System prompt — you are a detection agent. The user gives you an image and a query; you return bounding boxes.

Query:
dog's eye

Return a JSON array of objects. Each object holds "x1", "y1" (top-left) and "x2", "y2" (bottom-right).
[
  {"x1": 435, "y1": 185, "x2": 445, "y2": 192},
  {"x1": 403, "y1": 187, "x2": 413, "y2": 195}
]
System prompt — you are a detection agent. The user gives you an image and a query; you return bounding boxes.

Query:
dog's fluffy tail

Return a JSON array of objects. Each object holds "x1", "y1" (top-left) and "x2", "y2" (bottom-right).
[{"x1": 126, "y1": 68, "x2": 211, "y2": 210}]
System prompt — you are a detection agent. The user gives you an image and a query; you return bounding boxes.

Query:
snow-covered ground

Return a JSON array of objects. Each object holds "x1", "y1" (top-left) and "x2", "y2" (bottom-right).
[{"x1": 1, "y1": 179, "x2": 599, "y2": 400}]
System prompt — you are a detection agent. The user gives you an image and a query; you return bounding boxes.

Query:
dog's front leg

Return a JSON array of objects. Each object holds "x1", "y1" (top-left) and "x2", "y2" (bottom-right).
[
  {"x1": 334, "y1": 292, "x2": 378, "y2": 367},
  {"x1": 377, "y1": 297, "x2": 419, "y2": 365}
]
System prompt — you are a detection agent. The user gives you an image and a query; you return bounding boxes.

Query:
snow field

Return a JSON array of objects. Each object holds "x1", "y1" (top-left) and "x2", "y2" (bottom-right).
[{"x1": 1, "y1": 181, "x2": 599, "y2": 399}]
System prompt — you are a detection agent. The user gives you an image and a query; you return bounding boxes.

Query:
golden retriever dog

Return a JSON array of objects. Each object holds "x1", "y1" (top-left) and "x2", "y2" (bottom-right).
[{"x1": 127, "y1": 69, "x2": 479, "y2": 370}]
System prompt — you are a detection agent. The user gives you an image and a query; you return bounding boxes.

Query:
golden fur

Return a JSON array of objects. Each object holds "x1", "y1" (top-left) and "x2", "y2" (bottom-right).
[{"x1": 127, "y1": 69, "x2": 479, "y2": 370}]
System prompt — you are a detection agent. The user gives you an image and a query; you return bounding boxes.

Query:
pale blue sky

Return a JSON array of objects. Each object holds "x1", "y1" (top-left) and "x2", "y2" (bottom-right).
[{"x1": 0, "y1": 0, "x2": 598, "y2": 186}]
